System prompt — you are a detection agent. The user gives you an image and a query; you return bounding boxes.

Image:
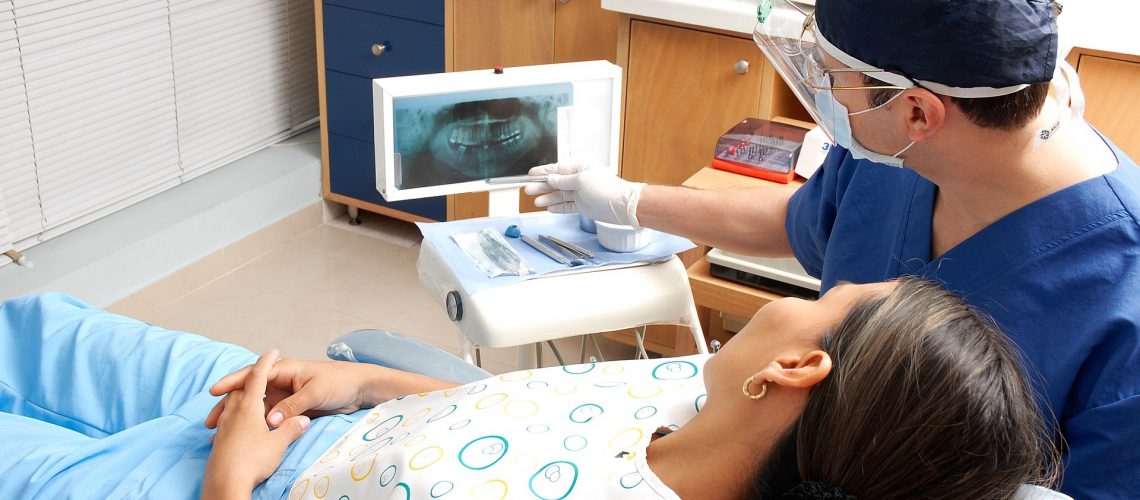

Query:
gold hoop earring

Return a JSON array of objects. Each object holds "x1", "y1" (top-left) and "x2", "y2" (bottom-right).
[{"x1": 742, "y1": 374, "x2": 770, "y2": 400}]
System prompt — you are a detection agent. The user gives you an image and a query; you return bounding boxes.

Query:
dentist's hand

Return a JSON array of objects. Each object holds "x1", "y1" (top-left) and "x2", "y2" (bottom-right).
[{"x1": 524, "y1": 163, "x2": 647, "y2": 227}]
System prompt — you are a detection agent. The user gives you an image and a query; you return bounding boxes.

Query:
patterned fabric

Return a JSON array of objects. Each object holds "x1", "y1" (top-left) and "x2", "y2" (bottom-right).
[{"x1": 289, "y1": 355, "x2": 711, "y2": 500}]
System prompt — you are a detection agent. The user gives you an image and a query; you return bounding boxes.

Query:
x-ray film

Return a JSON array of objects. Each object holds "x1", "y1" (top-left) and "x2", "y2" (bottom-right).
[{"x1": 393, "y1": 84, "x2": 572, "y2": 190}]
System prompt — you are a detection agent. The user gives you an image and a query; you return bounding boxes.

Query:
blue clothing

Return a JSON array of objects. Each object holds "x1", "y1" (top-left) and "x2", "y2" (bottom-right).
[
  {"x1": 786, "y1": 138, "x2": 1140, "y2": 499},
  {"x1": 0, "y1": 293, "x2": 359, "y2": 499}
]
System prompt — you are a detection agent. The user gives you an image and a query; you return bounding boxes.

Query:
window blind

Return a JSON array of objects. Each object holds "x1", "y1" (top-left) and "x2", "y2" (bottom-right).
[
  {"x1": 0, "y1": 0, "x2": 317, "y2": 261},
  {"x1": 0, "y1": 0, "x2": 42, "y2": 249}
]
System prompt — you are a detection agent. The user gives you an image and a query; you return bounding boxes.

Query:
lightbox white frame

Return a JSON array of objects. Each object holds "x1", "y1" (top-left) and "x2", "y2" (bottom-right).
[{"x1": 373, "y1": 60, "x2": 622, "y2": 202}]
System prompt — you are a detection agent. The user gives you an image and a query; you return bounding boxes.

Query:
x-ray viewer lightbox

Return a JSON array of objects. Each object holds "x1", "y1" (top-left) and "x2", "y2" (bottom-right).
[{"x1": 374, "y1": 60, "x2": 621, "y2": 201}]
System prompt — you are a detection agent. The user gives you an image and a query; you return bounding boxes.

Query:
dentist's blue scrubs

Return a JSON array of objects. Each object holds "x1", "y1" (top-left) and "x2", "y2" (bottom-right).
[
  {"x1": 0, "y1": 293, "x2": 359, "y2": 499},
  {"x1": 786, "y1": 136, "x2": 1140, "y2": 499}
]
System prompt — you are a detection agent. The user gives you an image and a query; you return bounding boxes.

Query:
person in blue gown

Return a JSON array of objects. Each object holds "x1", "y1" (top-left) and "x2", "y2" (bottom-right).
[{"x1": 525, "y1": 0, "x2": 1140, "y2": 497}]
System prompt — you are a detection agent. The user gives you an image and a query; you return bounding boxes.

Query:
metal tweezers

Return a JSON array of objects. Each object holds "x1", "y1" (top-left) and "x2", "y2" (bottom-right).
[
  {"x1": 541, "y1": 235, "x2": 596, "y2": 259},
  {"x1": 520, "y1": 235, "x2": 581, "y2": 266}
]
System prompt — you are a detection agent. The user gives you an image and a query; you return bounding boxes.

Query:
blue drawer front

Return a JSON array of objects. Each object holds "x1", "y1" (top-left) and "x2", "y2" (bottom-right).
[
  {"x1": 323, "y1": 5, "x2": 444, "y2": 78},
  {"x1": 326, "y1": 71, "x2": 374, "y2": 143},
  {"x1": 328, "y1": 132, "x2": 446, "y2": 221},
  {"x1": 322, "y1": 0, "x2": 443, "y2": 26}
]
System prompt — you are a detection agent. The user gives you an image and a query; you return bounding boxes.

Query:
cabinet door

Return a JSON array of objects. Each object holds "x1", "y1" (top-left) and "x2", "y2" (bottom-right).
[
  {"x1": 451, "y1": 0, "x2": 555, "y2": 71},
  {"x1": 1078, "y1": 55, "x2": 1140, "y2": 160},
  {"x1": 554, "y1": 0, "x2": 620, "y2": 64},
  {"x1": 623, "y1": 21, "x2": 763, "y2": 186}
]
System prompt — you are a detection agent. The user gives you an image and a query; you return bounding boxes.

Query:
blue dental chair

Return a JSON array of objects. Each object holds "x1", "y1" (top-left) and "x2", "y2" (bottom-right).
[{"x1": 326, "y1": 329, "x2": 492, "y2": 384}]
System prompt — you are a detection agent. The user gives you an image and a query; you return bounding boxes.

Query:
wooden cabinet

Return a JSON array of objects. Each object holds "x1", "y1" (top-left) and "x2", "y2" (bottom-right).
[
  {"x1": 1072, "y1": 50, "x2": 1140, "y2": 160},
  {"x1": 622, "y1": 21, "x2": 763, "y2": 186},
  {"x1": 617, "y1": 18, "x2": 809, "y2": 187},
  {"x1": 317, "y1": 0, "x2": 447, "y2": 222},
  {"x1": 446, "y1": 0, "x2": 622, "y2": 220}
]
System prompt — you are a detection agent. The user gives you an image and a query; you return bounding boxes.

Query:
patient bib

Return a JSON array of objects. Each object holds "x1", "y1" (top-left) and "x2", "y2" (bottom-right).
[{"x1": 288, "y1": 355, "x2": 709, "y2": 499}]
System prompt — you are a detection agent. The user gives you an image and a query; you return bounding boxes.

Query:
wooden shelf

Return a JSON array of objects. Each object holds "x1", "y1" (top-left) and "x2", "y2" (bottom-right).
[{"x1": 687, "y1": 257, "x2": 783, "y2": 320}]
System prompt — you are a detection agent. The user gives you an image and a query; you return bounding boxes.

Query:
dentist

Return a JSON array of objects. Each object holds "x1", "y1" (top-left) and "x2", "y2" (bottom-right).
[{"x1": 525, "y1": 0, "x2": 1140, "y2": 497}]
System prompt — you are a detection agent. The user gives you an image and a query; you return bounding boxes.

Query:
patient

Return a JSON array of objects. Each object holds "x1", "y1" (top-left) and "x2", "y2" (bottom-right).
[{"x1": 0, "y1": 279, "x2": 1057, "y2": 499}]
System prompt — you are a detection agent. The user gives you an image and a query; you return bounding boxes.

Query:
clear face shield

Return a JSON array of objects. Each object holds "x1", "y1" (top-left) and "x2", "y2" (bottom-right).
[{"x1": 753, "y1": 0, "x2": 908, "y2": 139}]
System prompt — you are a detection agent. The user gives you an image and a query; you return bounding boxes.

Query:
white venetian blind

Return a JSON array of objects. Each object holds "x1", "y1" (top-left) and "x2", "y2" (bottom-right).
[
  {"x1": 0, "y1": 0, "x2": 317, "y2": 261},
  {"x1": 0, "y1": 0, "x2": 41, "y2": 249}
]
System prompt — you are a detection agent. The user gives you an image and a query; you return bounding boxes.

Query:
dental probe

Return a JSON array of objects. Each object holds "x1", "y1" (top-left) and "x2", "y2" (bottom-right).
[{"x1": 485, "y1": 174, "x2": 549, "y2": 185}]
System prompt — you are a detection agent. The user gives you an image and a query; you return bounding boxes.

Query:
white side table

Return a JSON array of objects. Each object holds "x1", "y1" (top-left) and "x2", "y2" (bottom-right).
[{"x1": 418, "y1": 238, "x2": 707, "y2": 368}]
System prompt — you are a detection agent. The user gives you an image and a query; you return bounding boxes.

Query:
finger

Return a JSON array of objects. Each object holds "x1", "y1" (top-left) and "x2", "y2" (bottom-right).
[
  {"x1": 266, "y1": 389, "x2": 323, "y2": 428},
  {"x1": 213, "y1": 391, "x2": 240, "y2": 427},
  {"x1": 523, "y1": 181, "x2": 555, "y2": 196},
  {"x1": 209, "y1": 365, "x2": 252, "y2": 396},
  {"x1": 547, "y1": 201, "x2": 577, "y2": 215},
  {"x1": 534, "y1": 191, "x2": 570, "y2": 209},
  {"x1": 243, "y1": 349, "x2": 280, "y2": 405},
  {"x1": 204, "y1": 397, "x2": 227, "y2": 429},
  {"x1": 544, "y1": 173, "x2": 580, "y2": 190},
  {"x1": 271, "y1": 415, "x2": 311, "y2": 447},
  {"x1": 528, "y1": 163, "x2": 558, "y2": 176}
]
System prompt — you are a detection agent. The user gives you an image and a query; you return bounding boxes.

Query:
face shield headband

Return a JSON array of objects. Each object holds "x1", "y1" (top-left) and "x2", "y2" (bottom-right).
[{"x1": 753, "y1": 0, "x2": 1080, "y2": 148}]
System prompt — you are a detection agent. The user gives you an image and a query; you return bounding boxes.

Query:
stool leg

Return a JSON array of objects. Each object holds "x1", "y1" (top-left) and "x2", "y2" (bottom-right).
[
  {"x1": 546, "y1": 340, "x2": 566, "y2": 365},
  {"x1": 588, "y1": 334, "x2": 606, "y2": 362},
  {"x1": 634, "y1": 326, "x2": 649, "y2": 360},
  {"x1": 579, "y1": 336, "x2": 589, "y2": 364},
  {"x1": 536, "y1": 342, "x2": 543, "y2": 368}
]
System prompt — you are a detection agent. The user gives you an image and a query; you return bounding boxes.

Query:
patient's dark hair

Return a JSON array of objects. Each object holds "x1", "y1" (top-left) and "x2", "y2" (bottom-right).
[{"x1": 752, "y1": 278, "x2": 1059, "y2": 499}]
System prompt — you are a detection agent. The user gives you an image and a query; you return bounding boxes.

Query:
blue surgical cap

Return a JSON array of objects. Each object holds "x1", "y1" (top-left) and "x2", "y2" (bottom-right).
[{"x1": 816, "y1": 0, "x2": 1058, "y2": 95}]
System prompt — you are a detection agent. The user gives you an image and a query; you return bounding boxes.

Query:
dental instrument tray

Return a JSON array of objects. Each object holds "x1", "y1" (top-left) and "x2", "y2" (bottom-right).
[
  {"x1": 417, "y1": 212, "x2": 695, "y2": 294},
  {"x1": 711, "y1": 118, "x2": 808, "y2": 183}
]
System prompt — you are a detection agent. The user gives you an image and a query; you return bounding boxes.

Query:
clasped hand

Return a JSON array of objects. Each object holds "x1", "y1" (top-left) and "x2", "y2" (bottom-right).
[{"x1": 202, "y1": 355, "x2": 377, "y2": 496}]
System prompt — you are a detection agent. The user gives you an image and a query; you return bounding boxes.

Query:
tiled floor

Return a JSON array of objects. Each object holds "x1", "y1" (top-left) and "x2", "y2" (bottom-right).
[{"x1": 109, "y1": 205, "x2": 636, "y2": 375}]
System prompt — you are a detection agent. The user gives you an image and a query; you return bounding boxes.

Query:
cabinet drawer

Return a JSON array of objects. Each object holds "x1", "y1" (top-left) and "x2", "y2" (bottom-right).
[
  {"x1": 323, "y1": 0, "x2": 443, "y2": 26},
  {"x1": 328, "y1": 133, "x2": 447, "y2": 221},
  {"x1": 323, "y1": 4, "x2": 444, "y2": 78},
  {"x1": 325, "y1": 71, "x2": 374, "y2": 142}
]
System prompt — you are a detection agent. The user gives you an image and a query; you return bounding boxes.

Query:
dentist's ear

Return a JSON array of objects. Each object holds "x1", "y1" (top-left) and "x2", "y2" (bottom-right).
[{"x1": 756, "y1": 350, "x2": 833, "y2": 390}]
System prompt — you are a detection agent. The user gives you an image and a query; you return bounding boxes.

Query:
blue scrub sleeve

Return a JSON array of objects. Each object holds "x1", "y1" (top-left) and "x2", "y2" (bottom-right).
[
  {"x1": 785, "y1": 147, "x2": 855, "y2": 278},
  {"x1": 0, "y1": 292, "x2": 257, "y2": 436},
  {"x1": 0, "y1": 292, "x2": 358, "y2": 500},
  {"x1": 1060, "y1": 394, "x2": 1140, "y2": 499}
]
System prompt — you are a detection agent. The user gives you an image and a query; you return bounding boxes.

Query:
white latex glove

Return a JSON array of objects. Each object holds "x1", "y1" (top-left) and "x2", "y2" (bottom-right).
[{"x1": 523, "y1": 163, "x2": 647, "y2": 228}]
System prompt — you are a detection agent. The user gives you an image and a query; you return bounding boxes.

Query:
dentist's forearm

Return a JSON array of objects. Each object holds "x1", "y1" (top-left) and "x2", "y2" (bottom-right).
[{"x1": 635, "y1": 184, "x2": 798, "y2": 256}]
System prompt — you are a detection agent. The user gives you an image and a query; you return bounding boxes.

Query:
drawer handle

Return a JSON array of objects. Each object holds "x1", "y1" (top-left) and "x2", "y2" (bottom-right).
[
  {"x1": 371, "y1": 43, "x2": 388, "y2": 56},
  {"x1": 558, "y1": 0, "x2": 570, "y2": 3},
  {"x1": 734, "y1": 59, "x2": 750, "y2": 75}
]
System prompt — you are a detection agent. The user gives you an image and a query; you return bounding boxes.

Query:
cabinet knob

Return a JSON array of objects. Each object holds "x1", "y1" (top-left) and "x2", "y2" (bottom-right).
[
  {"x1": 371, "y1": 43, "x2": 388, "y2": 56},
  {"x1": 734, "y1": 59, "x2": 750, "y2": 75}
]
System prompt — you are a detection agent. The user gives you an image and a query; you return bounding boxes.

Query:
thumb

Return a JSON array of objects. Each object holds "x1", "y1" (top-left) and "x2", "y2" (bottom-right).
[
  {"x1": 272, "y1": 415, "x2": 310, "y2": 447},
  {"x1": 266, "y1": 390, "x2": 321, "y2": 427},
  {"x1": 544, "y1": 173, "x2": 580, "y2": 190},
  {"x1": 528, "y1": 163, "x2": 558, "y2": 176}
]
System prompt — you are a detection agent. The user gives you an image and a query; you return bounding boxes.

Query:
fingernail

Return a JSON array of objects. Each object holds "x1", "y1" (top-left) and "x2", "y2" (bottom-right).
[
  {"x1": 299, "y1": 416, "x2": 310, "y2": 430},
  {"x1": 269, "y1": 411, "x2": 283, "y2": 425}
]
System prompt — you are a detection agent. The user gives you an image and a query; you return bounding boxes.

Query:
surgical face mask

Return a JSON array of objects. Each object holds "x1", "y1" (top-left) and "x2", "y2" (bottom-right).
[{"x1": 814, "y1": 89, "x2": 915, "y2": 168}]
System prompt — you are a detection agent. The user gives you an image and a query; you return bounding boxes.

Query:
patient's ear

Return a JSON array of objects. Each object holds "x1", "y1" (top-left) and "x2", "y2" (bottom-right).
[{"x1": 757, "y1": 350, "x2": 832, "y2": 389}]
